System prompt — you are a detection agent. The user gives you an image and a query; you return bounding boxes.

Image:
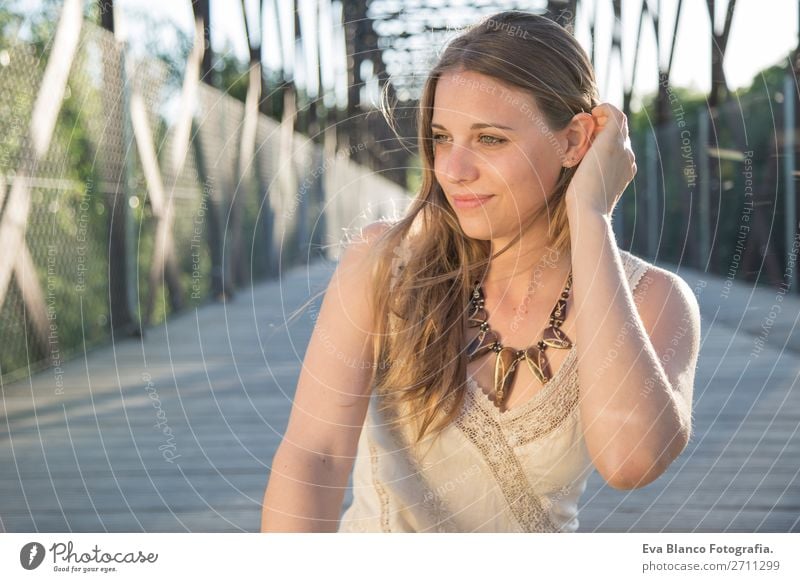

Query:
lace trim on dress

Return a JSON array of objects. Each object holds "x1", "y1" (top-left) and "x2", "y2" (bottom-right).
[
  {"x1": 465, "y1": 343, "x2": 580, "y2": 445},
  {"x1": 454, "y1": 392, "x2": 559, "y2": 532},
  {"x1": 620, "y1": 250, "x2": 652, "y2": 297},
  {"x1": 368, "y1": 438, "x2": 392, "y2": 533},
  {"x1": 509, "y1": 369, "x2": 580, "y2": 447}
]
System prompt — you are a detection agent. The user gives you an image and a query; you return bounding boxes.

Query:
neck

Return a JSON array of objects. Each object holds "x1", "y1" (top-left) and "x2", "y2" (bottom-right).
[
  {"x1": 486, "y1": 227, "x2": 566, "y2": 282},
  {"x1": 481, "y1": 226, "x2": 571, "y2": 310}
]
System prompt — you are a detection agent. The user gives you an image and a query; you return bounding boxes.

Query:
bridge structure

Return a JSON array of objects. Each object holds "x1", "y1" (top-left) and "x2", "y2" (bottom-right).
[{"x1": 0, "y1": 0, "x2": 798, "y2": 532}]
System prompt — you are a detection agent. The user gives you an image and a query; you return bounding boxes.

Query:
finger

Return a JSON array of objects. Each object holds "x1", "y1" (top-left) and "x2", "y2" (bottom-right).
[
  {"x1": 592, "y1": 103, "x2": 623, "y2": 124},
  {"x1": 591, "y1": 102, "x2": 616, "y2": 114},
  {"x1": 594, "y1": 102, "x2": 624, "y2": 118},
  {"x1": 593, "y1": 113, "x2": 610, "y2": 130},
  {"x1": 594, "y1": 104, "x2": 626, "y2": 131}
]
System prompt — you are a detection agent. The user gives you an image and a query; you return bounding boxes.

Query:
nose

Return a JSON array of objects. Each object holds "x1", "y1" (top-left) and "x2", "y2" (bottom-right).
[{"x1": 439, "y1": 142, "x2": 479, "y2": 184}]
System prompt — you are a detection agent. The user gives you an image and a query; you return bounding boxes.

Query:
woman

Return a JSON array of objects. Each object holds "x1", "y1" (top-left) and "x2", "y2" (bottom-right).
[{"x1": 261, "y1": 10, "x2": 700, "y2": 533}]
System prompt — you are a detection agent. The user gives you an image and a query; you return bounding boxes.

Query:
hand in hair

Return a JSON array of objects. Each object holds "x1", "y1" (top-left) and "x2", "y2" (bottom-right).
[{"x1": 566, "y1": 102, "x2": 637, "y2": 217}]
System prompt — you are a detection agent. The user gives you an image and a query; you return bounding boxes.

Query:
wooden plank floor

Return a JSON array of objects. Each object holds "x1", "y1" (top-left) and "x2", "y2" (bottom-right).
[{"x1": 1, "y1": 256, "x2": 798, "y2": 532}]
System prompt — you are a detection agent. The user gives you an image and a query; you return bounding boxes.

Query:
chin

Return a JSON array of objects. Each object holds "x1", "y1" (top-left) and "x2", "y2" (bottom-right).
[{"x1": 454, "y1": 215, "x2": 496, "y2": 241}]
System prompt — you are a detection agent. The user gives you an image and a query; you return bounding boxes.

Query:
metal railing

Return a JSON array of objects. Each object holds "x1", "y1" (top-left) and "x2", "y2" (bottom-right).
[
  {"x1": 0, "y1": 16, "x2": 409, "y2": 384},
  {"x1": 619, "y1": 71, "x2": 798, "y2": 296}
]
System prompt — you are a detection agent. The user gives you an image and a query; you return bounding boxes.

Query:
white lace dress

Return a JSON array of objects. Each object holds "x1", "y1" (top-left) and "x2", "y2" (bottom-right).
[{"x1": 338, "y1": 249, "x2": 653, "y2": 532}]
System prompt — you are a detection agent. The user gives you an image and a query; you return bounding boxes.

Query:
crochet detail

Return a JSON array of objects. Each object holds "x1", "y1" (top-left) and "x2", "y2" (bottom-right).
[
  {"x1": 511, "y1": 370, "x2": 579, "y2": 447},
  {"x1": 465, "y1": 347, "x2": 581, "y2": 448},
  {"x1": 368, "y1": 438, "x2": 392, "y2": 533},
  {"x1": 620, "y1": 250, "x2": 652, "y2": 296},
  {"x1": 454, "y1": 391, "x2": 559, "y2": 532}
]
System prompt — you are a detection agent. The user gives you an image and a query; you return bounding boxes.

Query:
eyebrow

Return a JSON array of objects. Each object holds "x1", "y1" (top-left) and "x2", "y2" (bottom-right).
[{"x1": 430, "y1": 122, "x2": 515, "y2": 131}]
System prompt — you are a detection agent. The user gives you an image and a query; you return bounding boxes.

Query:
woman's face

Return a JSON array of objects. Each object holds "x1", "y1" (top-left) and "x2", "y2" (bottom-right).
[{"x1": 431, "y1": 69, "x2": 567, "y2": 242}]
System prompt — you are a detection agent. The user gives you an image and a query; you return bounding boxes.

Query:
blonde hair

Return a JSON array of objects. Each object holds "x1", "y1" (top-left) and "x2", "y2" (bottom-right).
[{"x1": 368, "y1": 11, "x2": 599, "y2": 444}]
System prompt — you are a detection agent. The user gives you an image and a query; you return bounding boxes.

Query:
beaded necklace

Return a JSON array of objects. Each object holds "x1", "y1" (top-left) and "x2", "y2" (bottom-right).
[{"x1": 466, "y1": 271, "x2": 574, "y2": 408}]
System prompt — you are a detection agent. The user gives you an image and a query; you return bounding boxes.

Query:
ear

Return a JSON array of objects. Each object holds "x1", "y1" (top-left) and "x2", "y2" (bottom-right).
[{"x1": 560, "y1": 112, "x2": 595, "y2": 168}]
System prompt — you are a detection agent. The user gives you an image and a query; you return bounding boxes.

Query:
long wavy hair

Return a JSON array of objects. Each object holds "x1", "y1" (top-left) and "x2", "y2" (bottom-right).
[{"x1": 366, "y1": 10, "x2": 599, "y2": 444}]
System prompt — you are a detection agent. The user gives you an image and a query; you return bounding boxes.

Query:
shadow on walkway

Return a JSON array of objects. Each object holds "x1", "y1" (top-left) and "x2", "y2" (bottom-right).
[{"x1": 1, "y1": 256, "x2": 798, "y2": 532}]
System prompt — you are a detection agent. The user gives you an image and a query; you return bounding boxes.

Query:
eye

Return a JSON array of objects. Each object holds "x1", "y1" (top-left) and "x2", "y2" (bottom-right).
[
  {"x1": 431, "y1": 134, "x2": 506, "y2": 146},
  {"x1": 479, "y1": 135, "x2": 505, "y2": 145}
]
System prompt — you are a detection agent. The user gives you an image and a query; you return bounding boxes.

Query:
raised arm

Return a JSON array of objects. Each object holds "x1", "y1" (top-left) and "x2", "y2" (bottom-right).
[{"x1": 260, "y1": 222, "x2": 391, "y2": 532}]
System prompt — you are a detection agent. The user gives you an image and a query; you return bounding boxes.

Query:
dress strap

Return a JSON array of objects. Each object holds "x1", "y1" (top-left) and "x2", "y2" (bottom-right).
[{"x1": 620, "y1": 250, "x2": 652, "y2": 295}]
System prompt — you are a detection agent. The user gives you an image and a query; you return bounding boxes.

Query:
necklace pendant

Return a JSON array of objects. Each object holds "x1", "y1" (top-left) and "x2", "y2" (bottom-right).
[
  {"x1": 467, "y1": 329, "x2": 499, "y2": 360},
  {"x1": 492, "y1": 347, "x2": 519, "y2": 408},
  {"x1": 523, "y1": 346, "x2": 549, "y2": 384},
  {"x1": 542, "y1": 326, "x2": 572, "y2": 349},
  {"x1": 552, "y1": 298, "x2": 568, "y2": 319},
  {"x1": 466, "y1": 271, "x2": 573, "y2": 406},
  {"x1": 467, "y1": 307, "x2": 488, "y2": 328}
]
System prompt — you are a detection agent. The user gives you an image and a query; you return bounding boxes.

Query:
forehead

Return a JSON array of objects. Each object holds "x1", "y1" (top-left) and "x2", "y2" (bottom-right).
[{"x1": 432, "y1": 70, "x2": 537, "y2": 125}]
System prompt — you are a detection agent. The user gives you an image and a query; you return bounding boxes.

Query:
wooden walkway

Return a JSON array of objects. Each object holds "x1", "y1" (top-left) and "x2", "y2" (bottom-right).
[{"x1": 1, "y1": 256, "x2": 798, "y2": 532}]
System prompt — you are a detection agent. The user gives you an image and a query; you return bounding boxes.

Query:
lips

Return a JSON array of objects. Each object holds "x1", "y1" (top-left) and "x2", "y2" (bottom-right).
[{"x1": 450, "y1": 194, "x2": 495, "y2": 210}]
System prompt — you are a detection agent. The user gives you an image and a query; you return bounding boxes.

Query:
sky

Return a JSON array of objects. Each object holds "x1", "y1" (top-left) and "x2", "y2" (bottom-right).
[
  {"x1": 578, "y1": 0, "x2": 799, "y2": 107},
  {"x1": 110, "y1": 0, "x2": 798, "y2": 111}
]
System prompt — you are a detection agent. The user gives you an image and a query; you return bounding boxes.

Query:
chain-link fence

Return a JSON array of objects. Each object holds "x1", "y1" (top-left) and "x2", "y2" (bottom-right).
[
  {"x1": 0, "y1": 19, "x2": 409, "y2": 385},
  {"x1": 620, "y1": 69, "x2": 799, "y2": 296}
]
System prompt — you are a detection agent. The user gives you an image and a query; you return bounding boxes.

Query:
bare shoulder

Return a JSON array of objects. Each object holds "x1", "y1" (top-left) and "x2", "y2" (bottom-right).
[
  {"x1": 278, "y1": 222, "x2": 398, "y2": 461},
  {"x1": 623, "y1": 254, "x2": 701, "y2": 416},
  {"x1": 345, "y1": 220, "x2": 395, "y2": 249},
  {"x1": 338, "y1": 220, "x2": 396, "y2": 270},
  {"x1": 334, "y1": 220, "x2": 393, "y2": 273},
  {"x1": 628, "y1": 257, "x2": 701, "y2": 335}
]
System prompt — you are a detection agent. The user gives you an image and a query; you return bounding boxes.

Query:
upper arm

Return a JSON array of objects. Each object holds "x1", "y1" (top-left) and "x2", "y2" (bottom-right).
[
  {"x1": 633, "y1": 267, "x2": 701, "y2": 435},
  {"x1": 278, "y1": 221, "x2": 391, "y2": 467}
]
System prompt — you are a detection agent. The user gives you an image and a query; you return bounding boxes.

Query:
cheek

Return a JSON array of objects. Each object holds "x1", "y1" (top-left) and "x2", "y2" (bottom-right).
[
  {"x1": 512, "y1": 147, "x2": 563, "y2": 188},
  {"x1": 431, "y1": 150, "x2": 448, "y2": 183},
  {"x1": 520, "y1": 132, "x2": 564, "y2": 165},
  {"x1": 499, "y1": 163, "x2": 561, "y2": 214},
  {"x1": 432, "y1": 154, "x2": 443, "y2": 179}
]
